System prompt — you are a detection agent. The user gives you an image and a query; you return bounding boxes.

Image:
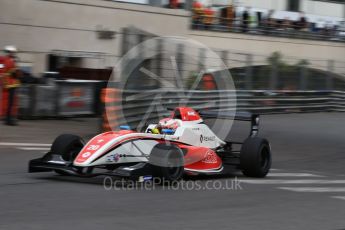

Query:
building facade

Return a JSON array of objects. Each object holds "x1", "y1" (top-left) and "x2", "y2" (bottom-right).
[{"x1": 0, "y1": 0, "x2": 344, "y2": 75}]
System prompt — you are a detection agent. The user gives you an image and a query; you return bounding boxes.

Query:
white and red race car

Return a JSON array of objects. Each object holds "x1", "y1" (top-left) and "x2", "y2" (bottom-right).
[{"x1": 29, "y1": 107, "x2": 272, "y2": 182}]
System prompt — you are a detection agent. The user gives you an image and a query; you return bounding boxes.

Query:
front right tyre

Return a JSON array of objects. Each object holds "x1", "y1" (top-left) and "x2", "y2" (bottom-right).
[{"x1": 149, "y1": 143, "x2": 184, "y2": 183}]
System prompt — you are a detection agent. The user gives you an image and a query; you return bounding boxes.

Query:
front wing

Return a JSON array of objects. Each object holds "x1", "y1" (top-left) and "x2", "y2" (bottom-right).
[{"x1": 29, "y1": 153, "x2": 154, "y2": 180}]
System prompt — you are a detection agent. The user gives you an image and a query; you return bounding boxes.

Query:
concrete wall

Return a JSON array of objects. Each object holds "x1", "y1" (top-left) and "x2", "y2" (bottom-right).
[
  {"x1": 0, "y1": 0, "x2": 189, "y2": 74},
  {"x1": 235, "y1": 0, "x2": 287, "y2": 11},
  {"x1": 0, "y1": 0, "x2": 344, "y2": 75},
  {"x1": 189, "y1": 30, "x2": 345, "y2": 61},
  {"x1": 302, "y1": 0, "x2": 344, "y2": 18}
]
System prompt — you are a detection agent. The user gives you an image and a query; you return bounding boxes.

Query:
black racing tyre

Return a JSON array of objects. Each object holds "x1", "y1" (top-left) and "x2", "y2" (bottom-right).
[
  {"x1": 50, "y1": 134, "x2": 84, "y2": 175},
  {"x1": 240, "y1": 137, "x2": 271, "y2": 178},
  {"x1": 149, "y1": 144, "x2": 184, "y2": 183}
]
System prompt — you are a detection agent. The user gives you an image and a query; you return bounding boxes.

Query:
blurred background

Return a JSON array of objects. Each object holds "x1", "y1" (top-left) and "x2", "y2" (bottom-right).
[
  {"x1": 1, "y1": 2, "x2": 345, "y2": 229},
  {"x1": 0, "y1": 0, "x2": 344, "y2": 129}
]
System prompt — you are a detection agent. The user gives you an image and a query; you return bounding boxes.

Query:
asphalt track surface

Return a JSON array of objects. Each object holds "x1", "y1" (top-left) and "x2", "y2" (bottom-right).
[{"x1": 0, "y1": 113, "x2": 345, "y2": 230}]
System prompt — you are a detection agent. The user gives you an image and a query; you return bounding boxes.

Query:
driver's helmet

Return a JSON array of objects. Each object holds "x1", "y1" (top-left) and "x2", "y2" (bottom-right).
[{"x1": 158, "y1": 118, "x2": 182, "y2": 131}]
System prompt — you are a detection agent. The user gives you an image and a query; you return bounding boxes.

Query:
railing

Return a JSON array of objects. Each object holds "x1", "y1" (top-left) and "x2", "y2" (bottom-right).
[
  {"x1": 15, "y1": 82, "x2": 345, "y2": 129},
  {"x1": 101, "y1": 89, "x2": 345, "y2": 130},
  {"x1": 191, "y1": 14, "x2": 345, "y2": 42},
  {"x1": 17, "y1": 80, "x2": 105, "y2": 119}
]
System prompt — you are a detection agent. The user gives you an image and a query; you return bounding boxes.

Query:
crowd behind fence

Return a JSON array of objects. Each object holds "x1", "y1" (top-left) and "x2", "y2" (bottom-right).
[{"x1": 191, "y1": 8, "x2": 345, "y2": 42}]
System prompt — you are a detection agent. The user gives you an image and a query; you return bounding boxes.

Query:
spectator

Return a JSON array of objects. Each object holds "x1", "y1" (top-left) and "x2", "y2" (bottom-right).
[
  {"x1": 191, "y1": 4, "x2": 340, "y2": 41},
  {"x1": 242, "y1": 7, "x2": 250, "y2": 32},
  {"x1": 192, "y1": 1, "x2": 204, "y2": 29},
  {"x1": 203, "y1": 6, "x2": 215, "y2": 30},
  {"x1": 338, "y1": 21, "x2": 345, "y2": 39},
  {"x1": 249, "y1": 11, "x2": 258, "y2": 30},
  {"x1": 169, "y1": 0, "x2": 179, "y2": 9},
  {"x1": 282, "y1": 17, "x2": 292, "y2": 30},
  {"x1": 263, "y1": 10, "x2": 276, "y2": 34},
  {"x1": 296, "y1": 12, "x2": 308, "y2": 31},
  {"x1": 256, "y1": 11, "x2": 263, "y2": 28},
  {"x1": 1, "y1": 46, "x2": 21, "y2": 126},
  {"x1": 326, "y1": 21, "x2": 332, "y2": 33},
  {"x1": 315, "y1": 19, "x2": 325, "y2": 33},
  {"x1": 220, "y1": 5, "x2": 235, "y2": 30}
]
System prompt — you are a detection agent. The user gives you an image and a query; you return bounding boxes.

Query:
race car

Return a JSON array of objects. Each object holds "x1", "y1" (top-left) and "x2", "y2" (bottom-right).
[{"x1": 29, "y1": 107, "x2": 272, "y2": 182}]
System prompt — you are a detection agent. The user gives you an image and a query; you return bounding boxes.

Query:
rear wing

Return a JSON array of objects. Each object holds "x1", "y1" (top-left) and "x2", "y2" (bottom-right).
[{"x1": 199, "y1": 110, "x2": 260, "y2": 137}]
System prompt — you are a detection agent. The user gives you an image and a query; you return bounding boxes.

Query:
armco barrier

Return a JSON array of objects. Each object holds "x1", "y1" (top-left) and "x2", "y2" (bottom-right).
[
  {"x1": 18, "y1": 85, "x2": 36, "y2": 118},
  {"x1": 15, "y1": 85, "x2": 344, "y2": 126},
  {"x1": 0, "y1": 84, "x2": 3, "y2": 119},
  {"x1": 331, "y1": 91, "x2": 345, "y2": 112},
  {"x1": 56, "y1": 80, "x2": 96, "y2": 116},
  {"x1": 17, "y1": 80, "x2": 102, "y2": 118},
  {"x1": 101, "y1": 89, "x2": 344, "y2": 131}
]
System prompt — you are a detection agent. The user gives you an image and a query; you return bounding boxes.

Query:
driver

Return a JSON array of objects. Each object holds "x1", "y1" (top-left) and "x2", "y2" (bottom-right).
[{"x1": 152, "y1": 118, "x2": 182, "y2": 134}]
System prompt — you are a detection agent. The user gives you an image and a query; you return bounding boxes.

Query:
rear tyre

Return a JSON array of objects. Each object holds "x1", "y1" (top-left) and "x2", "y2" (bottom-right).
[
  {"x1": 50, "y1": 134, "x2": 84, "y2": 175},
  {"x1": 149, "y1": 144, "x2": 184, "y2": 183},
  {"x1": 240, "y1": 137, "x2": 271, "y2": 178}
]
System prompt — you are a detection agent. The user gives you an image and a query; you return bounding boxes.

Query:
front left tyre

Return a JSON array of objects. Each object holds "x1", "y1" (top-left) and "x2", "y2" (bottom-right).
[{"x1": 50, "y1": 134, "x2": 84, "y2": 175}]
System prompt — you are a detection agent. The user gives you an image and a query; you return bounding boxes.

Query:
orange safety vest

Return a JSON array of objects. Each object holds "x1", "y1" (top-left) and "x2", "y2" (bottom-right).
[
  {"x1": 203, "y1": 8, "x2": 215, "y2": 25},
  {"x1": 192, "y1": 1, "x2": 203, "y2": 20},
  {"x1": 0, "y1": 56, "x2": 20, "y2": 89}
]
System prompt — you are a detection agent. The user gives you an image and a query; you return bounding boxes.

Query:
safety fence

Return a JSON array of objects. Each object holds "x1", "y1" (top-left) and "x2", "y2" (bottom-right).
[
  {"x1": 119, "y1": 27, "x2": 345, "y2": 92},
  {"x1": 17, "y1": 80, "x2": 106, "y2": 119},
  {"x1": 101, "y1": 89, "x2": 345, "y2": 130},
  {"x1": 12, "y1": 83, "x2": 345, "y2": 126}
]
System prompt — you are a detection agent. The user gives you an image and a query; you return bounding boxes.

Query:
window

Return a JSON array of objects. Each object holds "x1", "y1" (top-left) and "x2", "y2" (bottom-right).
[{"x1": 287, "y1": 0, "x2": 300, "y2": 12}]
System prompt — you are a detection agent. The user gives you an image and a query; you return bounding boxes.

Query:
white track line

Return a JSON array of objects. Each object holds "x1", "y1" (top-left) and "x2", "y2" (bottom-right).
[
  {"x1": 0, "y1": 142, "x2": 51, "y2": 147},
  {"x1": 241, "y1": 180, "x2": 345, "y2": 185},
  {"x1": 278, "y1": 187, "x2": 345, "y2": 192},
  {"x1": 268, "y1": 173, "x2": 324, "y2": 177},
  {"x1": 332, "y1": 196, "x2": 345, "y2": 201},
  {"x1": 17, "y1": 147, "x2": 50, "y2": 151}
]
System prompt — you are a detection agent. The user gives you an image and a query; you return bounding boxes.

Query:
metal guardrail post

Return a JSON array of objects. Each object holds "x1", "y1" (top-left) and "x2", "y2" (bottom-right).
[
  {"x1": 55, "y1": 83, "x2": 60, "y2": 116},
  {"x1": 138, "y1": 33, "x2": 146, "y2": 60},
  {"x1": 28, "y1": 85, "x2": 36, "y2": 118},
  {"x1": 176, "y1": 43, "x2": 185, "y2": 88},
  {"x1": 221, "y1": 50, "x2": 228, "y2": 67},
  {"x1": 198, "y1": 48, "x2": 206, "y2": 71},
  {"x1": 299, "y1": 65, "x2": 307, "y2": 90},
  {"x1": 269, "y1": 62, "x2": 278, "y2": 90},
  {"x1": 245, "y1": 54, "x2": 253, "y2": 90},
  {"x1": 121, "y1": 27, "x2": 129, "y2": 56},
  {"x1": 156, "y1": 38, "x2": 163, "y2": 86},
  {"x1": 327, "y1": 60, "x2": 335, "y2": 90}
]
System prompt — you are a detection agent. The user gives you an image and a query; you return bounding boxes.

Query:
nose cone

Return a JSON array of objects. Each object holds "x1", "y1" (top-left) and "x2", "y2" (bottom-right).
[{"x1": 74, "y1": 130, "x2": 135, "y2": 166}]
